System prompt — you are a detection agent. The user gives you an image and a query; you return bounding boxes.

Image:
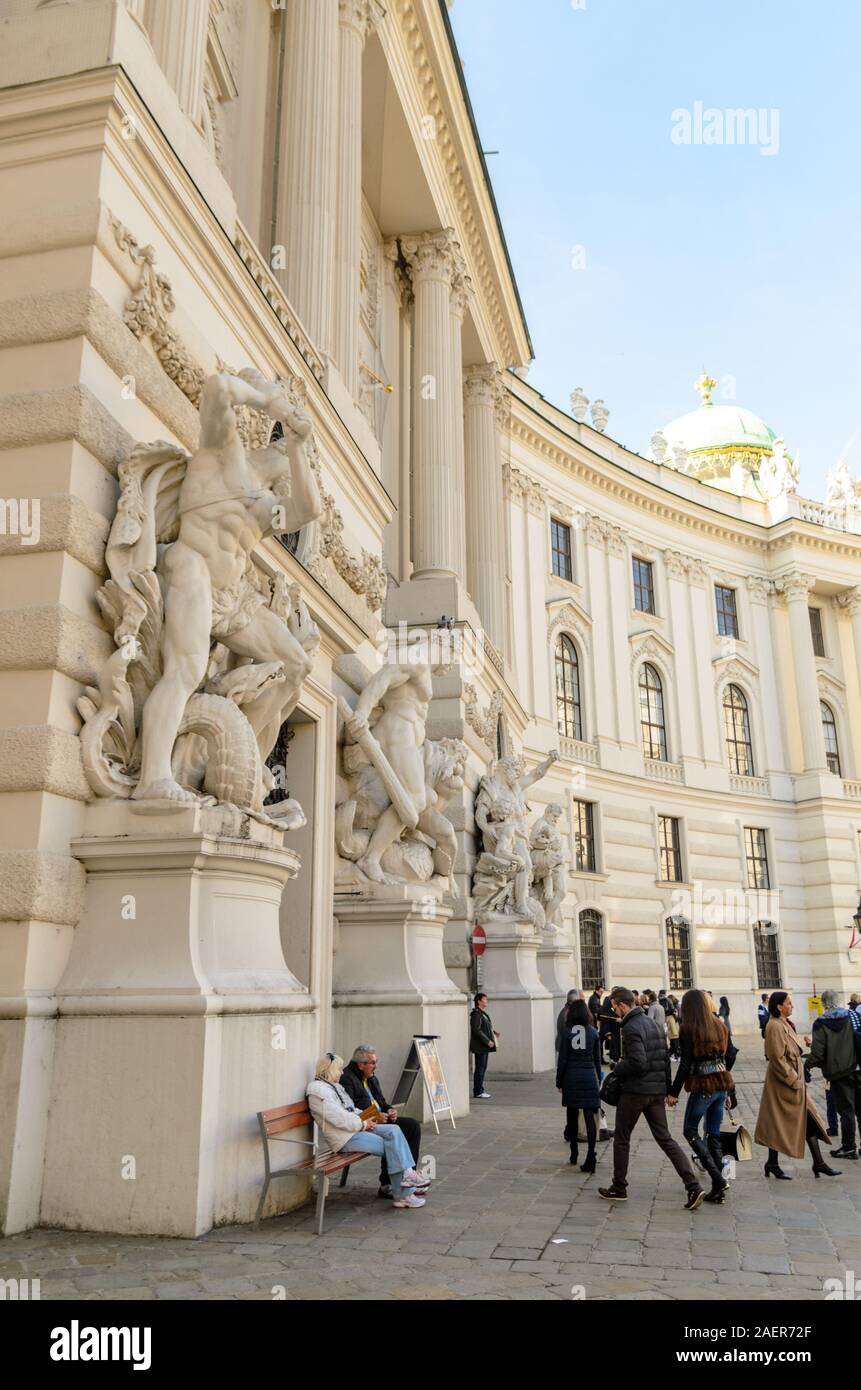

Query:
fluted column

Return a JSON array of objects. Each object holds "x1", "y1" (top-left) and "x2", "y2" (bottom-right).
[
  {"x1": 333, "y1": 0, "x2": 383, "y2": 397},
  {"x1": 279, "y1": 0, "x2": 339, "y2": 356},
  {"x1": 746, "y1": 575, "x2": 787, "y2": 774},
  {"x1": 601, "y1": 521, "x2": 636, "y2": 747},
  {"x1": 464, "y1": 366, "x2": 507, "y2": 650},
  {"x1": 687, "y1": 561, "x2": 722, "y2": 764},
  {"x1": 401, "y1": 229, "x2": 467, "y2": 580},
  {"x1": 145, "y1": 0, "x2": 209, "y2": 122},
  {"x1": 781, "y1": 571, "x2": 825, "y2": 771},
  {"x1": 838, "y1": 586, "x2": 861, "y2": 696},
  {"x1": 449, "y1": 270, "x2": 471, "y2": 586},
  {"x1": 664, "y1": 551, "x2": 703, "y2": 763}
]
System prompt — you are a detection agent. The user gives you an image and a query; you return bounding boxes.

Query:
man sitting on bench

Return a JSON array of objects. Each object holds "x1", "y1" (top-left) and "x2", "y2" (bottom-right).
[
  {"x1": 306, "y1": 1054, "x2": 430, "y2": 1210},
  {"x1": 338, "y1": 1044, "x2": 424, "y2": 1200}
]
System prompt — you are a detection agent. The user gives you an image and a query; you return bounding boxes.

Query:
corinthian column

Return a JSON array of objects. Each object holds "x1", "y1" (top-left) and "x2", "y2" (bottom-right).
[
  {"x1": 838, "y1": 587, "x2": 861, "y2": 695},
  {"x1": 333, "y1": 0, "x2": 384, "y2": 398},
  {"x1": 780, "y1": 571, "x2": 826, "y2": 771},
  {"x1": 146, "y1": 0, "x2": 209, "y2": 122},
  {"x1": 279, "y1": 0, "x2": 339, "y2": 356},
  {"x1": 449, "y1": 269, "x2": 472, "y2": 585},
  {"x1": 464, "y1": 366, "x2": 507, "y2": 651},
  {"x1": 401, "y1": 229, "x2": 467, "y2": 580}
]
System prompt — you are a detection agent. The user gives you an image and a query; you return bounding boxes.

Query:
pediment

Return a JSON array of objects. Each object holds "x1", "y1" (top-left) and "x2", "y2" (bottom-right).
[{"x1": 629, "y1": 630, "x2": 675, "y2": 670}]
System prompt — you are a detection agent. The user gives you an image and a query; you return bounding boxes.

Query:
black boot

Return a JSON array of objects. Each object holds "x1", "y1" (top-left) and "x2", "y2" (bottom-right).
[
  {"x1": 569, "y1": 1143, "x2": 579, "y2": 1166},
  {"x1": 705, "y1": 1135, "x2": 729, "y2": 1202},
  {"x1": 764, "y1": 1147, "x2": 791, "y2": 1180},
  {"x1": 809, "y1": 1135, "x2": 841, "y2": 1178},
  {"x1": 689, "y1": 1136, "x2": 728, "y2": 1203}
]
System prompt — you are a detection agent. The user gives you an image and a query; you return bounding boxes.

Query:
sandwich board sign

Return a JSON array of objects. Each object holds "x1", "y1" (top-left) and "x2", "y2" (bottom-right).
[{"x1": 390, "y1": 1034, "x2": 456, "y2": 1132}]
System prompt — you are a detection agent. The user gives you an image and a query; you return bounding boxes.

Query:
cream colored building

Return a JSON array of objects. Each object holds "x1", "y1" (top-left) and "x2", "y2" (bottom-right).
[{"x1": 0, "y1": 0, "x2": 858, "y2": 1238}]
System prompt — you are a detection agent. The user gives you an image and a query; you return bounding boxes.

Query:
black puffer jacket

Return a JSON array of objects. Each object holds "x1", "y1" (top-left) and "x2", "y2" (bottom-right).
[{"x1": 613, "y1": 1006, "x2": 671, "y2": 1097}]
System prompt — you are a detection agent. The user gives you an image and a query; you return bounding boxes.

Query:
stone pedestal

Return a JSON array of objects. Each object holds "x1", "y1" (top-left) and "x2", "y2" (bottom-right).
[
  {"x1": 40, "y1": 802, "x2": 317, "y2": 1237},
  {"x1": 537, "y1": 933, "x2": 575, "y2": 1018},
  {"x1": 332, "y1": 883, "x2": 469, "y2": 1119},
  {"x1": 475, "y1": 915, "x2": 555, "y2": 1073}
]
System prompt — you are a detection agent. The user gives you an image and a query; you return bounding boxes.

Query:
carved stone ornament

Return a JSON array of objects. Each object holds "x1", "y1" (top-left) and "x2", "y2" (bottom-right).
[
  {"x1": 473, "y1": 751, "x2": 563, "y2": 933},
  {"x1": 776, "y1": 570, "x2": 815, "y2": 603},
  {"x1": 837, "y1": 586, "x2": 861, "y2": 618},
  {"x1": 77, "y1": 370, "x2": 325, "y2": 826},
  {"x1": 334, "y1": 657, "x2": 467, "y2": 895},
  {"x1": 529, "y1": 803, "x2": 567, "y2": 930},
  {"x1": 745, "y1": 574, "x2": 772, "y2": 602},
  {"x1": 463, "y1": 683, "x2": 503, "y2": 750}
]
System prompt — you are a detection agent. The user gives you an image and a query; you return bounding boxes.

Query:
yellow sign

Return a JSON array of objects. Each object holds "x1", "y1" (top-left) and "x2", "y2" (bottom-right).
[{"x1": 807, "y1": 994, "x2": 823, "y2": 1017}]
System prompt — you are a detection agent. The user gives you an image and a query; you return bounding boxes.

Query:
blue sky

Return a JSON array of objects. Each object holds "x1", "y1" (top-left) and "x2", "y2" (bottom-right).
[{"x1": 448, "y1": 0, "x2": 861, "y2": 499}]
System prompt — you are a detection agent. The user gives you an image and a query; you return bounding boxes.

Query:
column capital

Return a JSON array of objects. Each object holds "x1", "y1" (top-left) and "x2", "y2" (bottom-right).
[
  {"x1": 745, "y1": 573, "x2": 773, "y2": 603},
  {"x1": 663, "y1": 549, "x2": 687, "y2": 580},
  {"x1": 450, "y1": 267, "x2": 474, "y2": 321},
  {"x1": 776, "y1": 570, "x2": 815, "y2": 603},
  {"x1": 464, "y1": 363, "x2": 508, "y2": 426},
  {"x1": 383, "y1": 237, "x2": 412, "y2": 308},
  {"x1": 837, "y1": 586, "x2": 861, "y2": 617},
  {"x1": 338, "y1": 0, "x2": 385, "y2": 40},
  {"x1": 400, "y1": 227, "x2": 465, "y2": 286}
]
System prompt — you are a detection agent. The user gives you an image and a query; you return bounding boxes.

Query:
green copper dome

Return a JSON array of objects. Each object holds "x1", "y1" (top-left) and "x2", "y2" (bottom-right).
[{"x1": 662, "y1": 402, "x2": 777, "y2": 458}]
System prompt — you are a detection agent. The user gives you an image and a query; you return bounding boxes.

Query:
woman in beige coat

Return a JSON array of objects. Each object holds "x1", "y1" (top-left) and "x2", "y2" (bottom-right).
[{"x1": 754, "y1": 992, "x2": 839, "y2": 1180}]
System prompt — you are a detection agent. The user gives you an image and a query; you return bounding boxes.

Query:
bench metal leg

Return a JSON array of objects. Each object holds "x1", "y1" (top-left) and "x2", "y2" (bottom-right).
[
  {"x1": 339, "y1": 1166, "x2": 350, "y2": 1188},
  {"x1": 254, "y1": 1176, "x2": 270, "y2": 1231},
  {"x1": 315, "y1": 1173, "x2": 329, "y2": 1236}
]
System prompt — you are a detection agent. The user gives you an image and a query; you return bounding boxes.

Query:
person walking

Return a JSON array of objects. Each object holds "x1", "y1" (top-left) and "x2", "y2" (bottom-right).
[
  {"x1": 808, "y1": 989, "x2": 861, "y2": 1160},
  {"x1": 757, "y1": 993, "x2": 770, "y2": 1038},
  {"x1": 718, "y1": 996, "x2": 731, "y2": 1027},
  {"x1": 588, "y1": 982, "x2": 604, "y2": 1025},
  {"x1": 597, "y1": 987, "x2": 704, "y2": 1209},
  {"x1": 755, "y1": 991, "x2": 839, "y2": 1180},
  {"x1": 598, "y1": 990, "x2": 621, "y2": 1063},
  {"x1": 556, "y1": 988, "x2": 583, "y2": 1052},
  {"x1": 668, "y1": 990, "x2": 733, "y2": 1204},
  {"x1": 470, "y1": 992, "x2": 499, "y2": 1099},
  {"x1": 556, "y1": 998, "x2": 602, "y2": 1172}
]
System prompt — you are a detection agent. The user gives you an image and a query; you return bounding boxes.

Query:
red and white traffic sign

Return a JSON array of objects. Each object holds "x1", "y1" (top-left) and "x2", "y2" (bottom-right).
[{"x1": 471, "y1": 925, "x2": 486, "y2": 956}]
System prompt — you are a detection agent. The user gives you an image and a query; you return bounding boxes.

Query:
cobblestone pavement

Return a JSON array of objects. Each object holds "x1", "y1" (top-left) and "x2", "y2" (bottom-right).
[{"x1": 3, "y1": 1048, "x2": 861, "y2": 1301}]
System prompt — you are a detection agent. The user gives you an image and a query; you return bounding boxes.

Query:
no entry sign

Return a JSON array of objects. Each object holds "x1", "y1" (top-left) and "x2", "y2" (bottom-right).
[{"x1": 471, "y1": 925, "x2": 486, "y2": 956}]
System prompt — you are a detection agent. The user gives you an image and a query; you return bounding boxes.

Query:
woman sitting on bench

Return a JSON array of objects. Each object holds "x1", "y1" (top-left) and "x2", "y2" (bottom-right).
[{"x1": 306, "y1": 1054, "x2": 430, "y2": 1209}]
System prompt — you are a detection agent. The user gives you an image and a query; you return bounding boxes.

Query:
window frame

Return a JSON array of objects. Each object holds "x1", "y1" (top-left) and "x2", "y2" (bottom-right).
[
  {"x1": 665, "y1": 915, "x2": 694, "y2": 991},
  {"x1": 554, "y1": 633, "x2": 583, "y2": 741},
  {"x1": 809, "y1": 606, "x2": 826, "y2": 658},
  {"x1": 572, "y1": 798, "x2": 596, "y2": 873},
  {"x1": 752, "y1": 920, "x2": 782, "y2": 990},
  {"x1": 639, "y1": 661, "x2": 668, "y2": 762},
  {"x1": 723, "y1": 683, "x2": 755, "y2": 777},
  {"x1": 632, "y1": 556, "x2": 656, "y2": 615},
  {"x1": 578, "y1": 909, "x2": 606, "y2": 992},
  {"x1": 550, "y1": 517, "x2": 573, "y2": 583},
  {"x1": 715, "y1": 584, "x2": 740, "y2": 639},
  {"x1": 821, "y1": 700, "x2": 842, "y2": 776},
  {"x1": 658, "y1": 814, "x2": 683, "y2": 883},
  {"x1": 744, "y1": 826, "x2": 771, "y2": 890}
]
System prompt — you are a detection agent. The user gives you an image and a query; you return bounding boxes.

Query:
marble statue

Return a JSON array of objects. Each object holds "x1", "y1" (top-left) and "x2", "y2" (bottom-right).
[
  {"x1": 77, "y1": 369, "x2": 323, "y2": 824},
  {"x1": 334, "y1": 657, "x2": 467, "y2": 894},
  {"x1": 650, "y1": 430, "x2": 668, "y2": 464},
  {"x1": 825, "y1": 457, "x2": 857, "y2": 507},
  {"x1": 759, "y1": 438, "x2": 800, "y2": 499},
  {"x1": 473, "y1": 750, "x2": 559, "y2": 929},
  {"x1": 529, "y1": 802, "x2": 567, "y2": 929}
]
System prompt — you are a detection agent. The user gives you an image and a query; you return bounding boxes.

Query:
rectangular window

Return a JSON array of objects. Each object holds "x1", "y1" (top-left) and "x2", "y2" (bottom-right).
[
  {"x1": 550, "y1": 519, "x2": 573, "y2": 582},
  {"x1": 809, "y1": 607, "x2": 825, "y2": 657},
  {"x1": 572, "y1": 800, "x2": 596, "y2": 873},
  {"x1": 658, "y1": 816, "x2": 683, "y2": 882},
  {"x1": 632, "y1": 557, "x2": 655, "y2": 614},
  {"x1": 753, "y1": 921, "x2": 782, "y2": 990},
  {"x1": 665, "y1": 917, "x2": 693, "y2": 991},
  {"x1": 715, "y1": 585, "x2": 739, "y2": 638},
  {"x1": 744, "y1": 827, "x2": 771, "y2": 890}
]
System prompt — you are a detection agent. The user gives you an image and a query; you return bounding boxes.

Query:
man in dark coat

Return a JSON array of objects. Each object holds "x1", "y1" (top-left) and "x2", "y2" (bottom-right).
[
  {"x1": 757, "y1": 994, "x2": 770, "y2": 1037},
  {"x1": 598, "y1": 987, "x2": 703, "y2": 1209},
  {"x1": 470, "y1": 993, "x2": 499, "y2": 1099},
  {"x1": 808, "y1": 989, "x2": 861, "y2": 1159},
  {"x1": 555, "y1": 988, "x2": 583, "y2": 1052},
  {"x1": 339, "y1": 1045, "x2": 423, "y2": 1198}
]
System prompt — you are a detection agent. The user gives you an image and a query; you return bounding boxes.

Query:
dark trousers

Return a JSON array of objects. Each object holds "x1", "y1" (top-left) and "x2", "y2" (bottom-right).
[
  {"x1": 612, "y1": 1092, "x2": 698, "y2": 1191},
  {"x1": 826, "y1": 1085, "x2": 838, "y2": 1133},
  {"x1": 473, "y1": 1051, "x2": 490, "y2": 1097},
  {"x1": 566, "y1": 1106, "x2": 597, "y2": 1157},
  {"x1": 830, "y1": 1075, "x2": 860, "y2": 1150},
  {"x1": 379, "y1": 1116, "x2": 421, "y2": 1185}
]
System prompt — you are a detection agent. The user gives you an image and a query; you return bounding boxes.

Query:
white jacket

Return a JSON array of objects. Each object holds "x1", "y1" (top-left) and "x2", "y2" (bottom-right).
[{"x1": 306, "y1": 1079, "x2": 364, "y2": 1153}]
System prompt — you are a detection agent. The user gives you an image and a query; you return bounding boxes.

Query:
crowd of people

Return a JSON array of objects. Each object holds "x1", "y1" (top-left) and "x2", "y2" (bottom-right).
[{"x1": 305, "y1": 986, "x2": 861, "y2": 1216}]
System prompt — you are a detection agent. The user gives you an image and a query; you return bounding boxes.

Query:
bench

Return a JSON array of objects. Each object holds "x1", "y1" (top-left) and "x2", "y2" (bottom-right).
[{"x1": 254, "y1": 1100, "x2": 372, "y2": 1234}]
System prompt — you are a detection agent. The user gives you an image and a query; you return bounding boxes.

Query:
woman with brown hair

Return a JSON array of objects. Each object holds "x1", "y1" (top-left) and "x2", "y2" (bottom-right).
[
  {"x1": 755, "y1": 992, "x2": 839, "y2": 1180},
  {"x1": 667, "y1": 989, "x2": 734, "y2": 1203}
]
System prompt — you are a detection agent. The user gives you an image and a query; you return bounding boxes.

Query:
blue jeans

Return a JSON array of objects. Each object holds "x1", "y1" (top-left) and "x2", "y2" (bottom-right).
[
  {"x1": 473, "y1": 1052, "x2": 490, "y2": 1096},
  {"x1": 682, "y1": 1089, "x2": 726, "y2": 1141},
  {"x1": 341, "y1": 1124, "x2": 416, "y2": 1197}
]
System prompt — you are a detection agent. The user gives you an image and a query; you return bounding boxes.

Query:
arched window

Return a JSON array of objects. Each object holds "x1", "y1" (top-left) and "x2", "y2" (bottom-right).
[
  {"x1": 723, "y1": 684, "x2": 754, "y2": 776},
  {"x1": 821, "y1": 702, "x2": 841, "y2": 776},
  {"x1": 578, "y1": 910, "x2": 605, "y2": 992},
  {"x1": 665, "y1": 916, "x2": 693, "y2": 991},
  {"x1": 555, "y1": 634, "x2": 583, "y2": 741},
  {"x1": 639, "y1": 663, "x2": 667, "y2": 761}
]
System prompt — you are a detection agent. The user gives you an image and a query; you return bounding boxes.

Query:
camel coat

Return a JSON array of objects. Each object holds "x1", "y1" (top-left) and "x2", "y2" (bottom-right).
[{"x1": 754, "y1": 1016, "x2": 830, "y2": 1158}]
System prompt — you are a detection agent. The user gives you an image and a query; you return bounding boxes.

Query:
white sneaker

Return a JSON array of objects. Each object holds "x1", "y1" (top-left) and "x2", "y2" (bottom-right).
[
  {"x1": 475, "y1": 1091, "x2": 492, "y2": 1099},
  {"x1": 393, "y1": 1192, "x2": 426, "y2": 1208},
  {"x1": 403, "y1": 1168, "x2": 429, "y2": 1187}
]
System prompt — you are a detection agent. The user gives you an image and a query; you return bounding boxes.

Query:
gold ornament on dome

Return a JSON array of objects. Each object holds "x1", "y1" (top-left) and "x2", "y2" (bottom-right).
[{"x1": 693, "y1": 373, "x2": 717, "y2": 405}]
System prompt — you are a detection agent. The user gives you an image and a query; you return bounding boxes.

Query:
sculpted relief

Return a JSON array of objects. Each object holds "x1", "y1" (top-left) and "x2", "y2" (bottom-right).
[
  {"x1": 473, "y1": 752, "x2": 567, "y2": 932},
  {"x1": 78, "y1": 369, "x2": 323, "y2": 826},
  {"x1": 334, "y1": 656, "x2": 467, "y2": 895}
]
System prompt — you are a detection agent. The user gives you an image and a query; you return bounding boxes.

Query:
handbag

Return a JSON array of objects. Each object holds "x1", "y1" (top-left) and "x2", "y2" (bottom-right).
[
  {"x1": 719, "y1": 1109, "x2": 753, "y2": 1161},
  {"x1": 600, "y1": 1070, "x2": 621, "y2": 1108}
]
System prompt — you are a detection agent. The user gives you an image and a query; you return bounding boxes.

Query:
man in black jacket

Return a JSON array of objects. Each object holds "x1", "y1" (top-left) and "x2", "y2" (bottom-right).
[
  {"x1": 339, "y1": 1045, "x2": 423, "y2": 1198},
  {"x1": 598, "y1": 987, "x2": 704, "y2": 1209},
  {"x1": 470, "y1": 993, "x2": 499, "y2": 1098}
]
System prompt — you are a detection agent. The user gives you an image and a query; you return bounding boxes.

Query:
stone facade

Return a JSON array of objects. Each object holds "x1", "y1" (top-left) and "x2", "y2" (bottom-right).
[{"x1": 0, "y1": 0, "x2": 858, "y2": 1238}]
